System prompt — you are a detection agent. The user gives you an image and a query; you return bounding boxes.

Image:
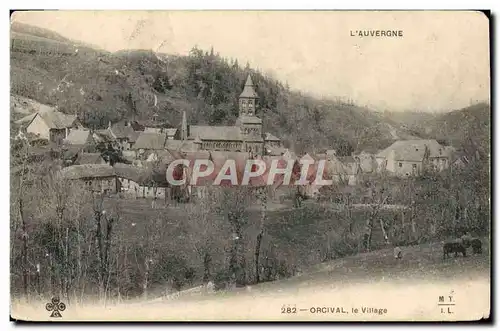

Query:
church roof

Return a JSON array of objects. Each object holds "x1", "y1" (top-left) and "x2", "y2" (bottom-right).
[
  {"x1": 237, "y1": 115, "x2": 262, "y2": 125},
  {"x1": 239, "y1": 74, "x2": 258, "y2": 98},
  {"x1": 189, "y1": 125, "x2": 242, "y2": 141}
]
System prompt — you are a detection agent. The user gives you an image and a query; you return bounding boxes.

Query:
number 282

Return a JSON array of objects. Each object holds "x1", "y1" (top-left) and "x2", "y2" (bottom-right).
[{"x1": 281, "y1": 305, "x2": 297, "y2": 314}]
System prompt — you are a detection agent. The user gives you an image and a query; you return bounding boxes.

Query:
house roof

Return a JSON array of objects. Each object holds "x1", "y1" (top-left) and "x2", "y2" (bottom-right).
[
  {"x1": 113, "y1": 163, "x2": 148, "y2": 183},
  {"x1": 133, "y1": 132, "x2": 167, "y2": 150},
  {"x1": 59, "y1": 164, "x2": 114, "y2": 180},
  {"x1": 93, "y1": 129, "x2": 115, "y2": 143},
  {"x1": 165, "y1": 128, "x2": 178, "y2": 136},
  {"x1": 38, "y1": 111, "x2": 77, "y2": 129},
  {"x1": 114, "y1": 163, "x2": 169, "y2": 187},
  {"x1": 15, "y1": 113, "x2": 38, "y2": 125},
  {"x1": 264, "y1": 132, "x2": 280, "y2": 141},
  {"x1": 64, "y1": 129, "x2": 92, "y2": 145},
  {"x1": 239, "y1": 74, "x2": 258, "y2": 98},
  {"x1": 154, "y1": 150, "x2": 177, "y2": 164},
  {"x1": 62, "y1": 145, "x2": 82, "y2": 159},
  {"x1": 110, "y1": 124, "x2": 139, "y2": 142},
  {"x1": 75, "y1": 153, "x2": 104, "y2": 165},
  {"x1": 376, "y1": 139, "x2": 451, "y2": 162}
]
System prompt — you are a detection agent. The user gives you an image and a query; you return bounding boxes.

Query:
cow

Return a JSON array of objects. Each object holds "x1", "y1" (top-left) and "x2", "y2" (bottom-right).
[
  {"x1": 470, "y1": 238, "x2": 483, "y2": 254},
  {"x1": 443, "y1": 239, "x2": 467, "y2": 259}
]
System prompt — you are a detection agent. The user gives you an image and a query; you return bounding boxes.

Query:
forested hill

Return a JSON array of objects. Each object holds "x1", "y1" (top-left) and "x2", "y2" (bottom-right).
[
  {"x1": 11, "y1": 23, "x2": 439, "y2": 155},
  {"x1": 383, "y1": 103, "x2": 491, "y2": 157},
  {"x1": 424, "y1": 102, "x2": 491, "y2": 156}
]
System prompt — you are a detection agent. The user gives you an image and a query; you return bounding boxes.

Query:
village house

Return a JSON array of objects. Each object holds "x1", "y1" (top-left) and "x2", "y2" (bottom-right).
[
  {"x1": 63, "y1": 128, "x2": 96, "y2": 152},
  {"x1": 113, "y1": 163, "x2": 170, "y2": 200},
  {"x1": 59, "y1": 164, "x2": 117, "y2": 194},
  {"x1": 375, "y1": 139, "x2": 455, "y2": 177},
  {"x1": 20, "y1": 110, "x2": 80, "y2": 144},
  {"x1": 132, "y1": 132, "x2": 168, "y2": 159},
  {"x1": 58, "y1": 162, "x2": 170, "y2": 199},
  {"x1": 337, "y1": 156, "x2": 361, "y2": 185},
  {"x1": 354, "y1": 151, "x2": 378, "y2": 174},
  {"x1": 107, "y1": 121, "x2": 140, "y2": 151}
]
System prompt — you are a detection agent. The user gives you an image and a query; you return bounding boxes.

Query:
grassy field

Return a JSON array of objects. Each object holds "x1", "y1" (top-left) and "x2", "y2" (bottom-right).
[
  {"x1": 11, "y1": 238, "x2": 490, "y2": 321},
  {"x1": 100, "y1": 196, "x2": 404, "y2": 271}
]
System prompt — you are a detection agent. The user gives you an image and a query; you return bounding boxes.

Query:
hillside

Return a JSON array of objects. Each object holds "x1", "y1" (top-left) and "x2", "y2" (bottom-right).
[
  {"x1": 10, "y1": 23, "x2": 425, "y2": 155},
  {"x1": 383, "y1": 104, "x2": 491, "y2": 155},
  {"x1": 425, "y1": 103, "x2": 491, "y2": 155}
]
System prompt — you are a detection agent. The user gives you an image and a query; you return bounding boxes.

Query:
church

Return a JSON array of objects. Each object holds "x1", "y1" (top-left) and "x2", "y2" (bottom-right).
[{"x1": 178, "y1": 74, "x2": 283, "y2": 156}]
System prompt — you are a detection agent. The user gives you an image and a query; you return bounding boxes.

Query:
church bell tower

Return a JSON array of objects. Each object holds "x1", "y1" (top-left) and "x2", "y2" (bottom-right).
[{"x1": 237, "y1": 74, "x2": 263, "y2": 154}]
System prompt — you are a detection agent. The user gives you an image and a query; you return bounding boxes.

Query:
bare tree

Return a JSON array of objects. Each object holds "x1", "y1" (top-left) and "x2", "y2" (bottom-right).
[
  {"x1": 184, "y1": 187, "x2": 229, "y2": 284},
  {"x1": 215, "y1": 187, "x2": 251, "y2": 287},
  {"x1": 91, "y1": 194, "x2": 118, "y2": 302},
  {"x1": 362, "y1": 179, "x2": 390, "y2": 252},
  {"x1": 254, "y1": 186, "x2": 271, "y2": 284}
]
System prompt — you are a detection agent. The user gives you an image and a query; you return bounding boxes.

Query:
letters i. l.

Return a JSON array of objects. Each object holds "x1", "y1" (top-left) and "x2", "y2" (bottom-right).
[{"x1": 441, "y1": 306, "x2": 453, "y2": 314}]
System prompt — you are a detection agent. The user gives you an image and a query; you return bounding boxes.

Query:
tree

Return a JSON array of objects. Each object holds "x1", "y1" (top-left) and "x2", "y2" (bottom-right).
[
  {"x1": 361, "y1": 178, "x2": 390, "y2": 252},
  {"x1": 91, "y1": 194, "x2": 119, "y2": 302},
  {"x1": 253, "y1": 186, "x2": 271, "y2": 284},
  {"x1": 215, "y1": 187, "x2": 251, "y2": 287},
  {"x1": 184, "y1": 187, "x2": 230, "y2": 284}
]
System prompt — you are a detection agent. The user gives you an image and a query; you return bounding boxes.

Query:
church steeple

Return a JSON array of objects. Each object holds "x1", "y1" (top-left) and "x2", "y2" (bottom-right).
[{"x1": 239, "y1": 74, "x2": 258, "y2": 116}]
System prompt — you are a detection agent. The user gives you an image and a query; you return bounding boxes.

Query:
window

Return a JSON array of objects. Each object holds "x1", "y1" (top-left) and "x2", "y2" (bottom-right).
[{"x1": 399, "y1": 162, "x2": 402, "y2": 167}]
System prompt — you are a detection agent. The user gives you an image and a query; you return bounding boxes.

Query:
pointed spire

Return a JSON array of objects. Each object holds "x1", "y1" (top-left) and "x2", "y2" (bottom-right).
[
  {"x1": 239, "y1": 74, "x2": 258, "y2": 98},
  {"x1": 245, "y1": 74, "x2": 254, "y2": 87}
]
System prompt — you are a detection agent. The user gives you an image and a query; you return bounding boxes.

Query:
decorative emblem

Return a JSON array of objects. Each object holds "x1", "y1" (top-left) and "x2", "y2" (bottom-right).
[{"x1": 45, "y1": 297, "x2": 66, "y2": 318}]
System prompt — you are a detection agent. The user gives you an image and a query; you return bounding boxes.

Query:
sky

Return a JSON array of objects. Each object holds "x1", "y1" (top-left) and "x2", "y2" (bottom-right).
[{"x1": 12, "y1": 10, "x2": 490, "y2": 112}]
